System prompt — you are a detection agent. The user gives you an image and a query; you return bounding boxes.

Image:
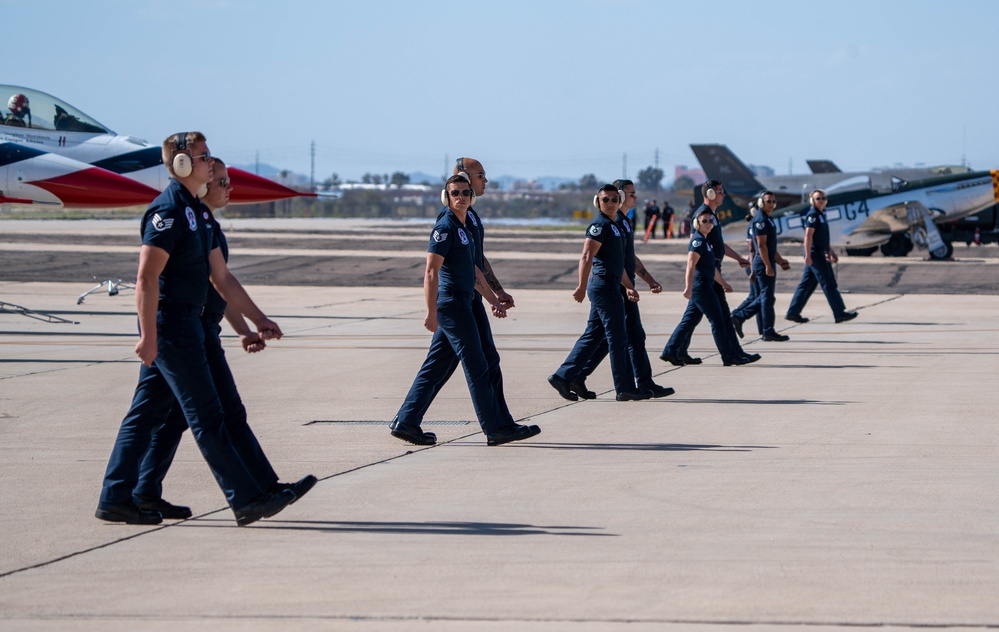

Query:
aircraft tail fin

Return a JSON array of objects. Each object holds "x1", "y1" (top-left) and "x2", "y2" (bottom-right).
[
  {"x1": 807, "y1": 159, "x2": 841, "y2": 174},
  {"x1": 689, "y1": 144, "x2": 766, "y2": 195}
]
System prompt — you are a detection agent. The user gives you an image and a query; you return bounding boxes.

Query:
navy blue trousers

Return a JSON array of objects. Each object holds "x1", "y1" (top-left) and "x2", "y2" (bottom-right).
[
  {"x1": 734, "y1": 260, "x2": 777, "y2": 336},
  {"x1": 100, "y1": 309, "x2": 264, "y2": 509},
  {"x1": 663, "y1": 279, "x2": 744, "y2": 360},
  {"x1": 732, "y1": 266, "x2": 764, "y2": 335},
  {"x1": 555, "y1": 284, "x2": 636, "y2": 394},
  {"x1": 395, "y1": 295, "x2": 512, "y2": 428},
  {"x1": 134, "y1": 314, "x2": 279, "y2": 500},
  {"x1": 786, "y1": 257, "x2": 847, "y2": 318},
  {"x1": 399, "y1": 292, "x2": 507, "y2": 434},
  {"x1": 579, "y1": 287, "x2": 654, "y2": 388}
]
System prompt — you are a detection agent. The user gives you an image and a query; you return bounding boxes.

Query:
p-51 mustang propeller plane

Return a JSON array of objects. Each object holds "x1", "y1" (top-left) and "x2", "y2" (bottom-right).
[
  {"x1": 722, "y1": 168, "x2": 999, "y2": 260},
  {"x1": 1, "y1": 84, "x2": 313, "y2": 209}
]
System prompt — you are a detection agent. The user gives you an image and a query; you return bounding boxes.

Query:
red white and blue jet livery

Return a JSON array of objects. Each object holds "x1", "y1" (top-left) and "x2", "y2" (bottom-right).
[{"x1": 1, "y1": 84, "x2": 313, "y2": 208}]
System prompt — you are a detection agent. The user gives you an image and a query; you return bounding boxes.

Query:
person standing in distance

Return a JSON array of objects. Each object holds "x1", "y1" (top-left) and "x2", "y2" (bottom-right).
[
  {"x1": 133, "y1": 160, "x2": 317, "y2": 519},
  {"x1": 549, "y1": 185, "x2": 649, "y2": 402},
  {"x1": 97, "y1": 132, "x2": 296, "y2": 526},
  {"x1": 390, "y1": 158, "x2": 520, "y2": 445},
  {"x1": 393, "y1": 174, "x2": 540, "y2": 446},
  {"x1": 785, "y1": 189, "x2": 858, "y2": 324},
  {"x1": 571, "y1": 179, "x2": 674, "y2": 400},
  {"x1": 732, "y1": 191, "x2": 792, "y2": 341}
]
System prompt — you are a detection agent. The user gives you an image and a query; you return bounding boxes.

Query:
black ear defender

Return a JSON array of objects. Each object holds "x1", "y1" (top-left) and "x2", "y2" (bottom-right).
[{"x1": 172, "y1": 132, "x2": 192, "y2": 178}]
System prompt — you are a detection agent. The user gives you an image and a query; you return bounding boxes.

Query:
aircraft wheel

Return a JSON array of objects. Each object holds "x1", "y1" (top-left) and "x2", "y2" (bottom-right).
[
  {"x1": 880, "y1": 233, "x2": 911, "y2": 257},
  {"x1": 929, "y1": 241, "x2": 954, "y2": 261},
  {"x1": 845, "y1": 246, "x2": 877, "y2": 257}
]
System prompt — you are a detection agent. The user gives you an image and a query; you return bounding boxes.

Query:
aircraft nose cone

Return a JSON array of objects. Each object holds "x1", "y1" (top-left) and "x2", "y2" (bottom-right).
[
  {"x1": 226, "y1": 167, "x2": 316, "y2": 204},
  {"x1": 31, "y1": 166, "x2": 160, "y2": 208}
]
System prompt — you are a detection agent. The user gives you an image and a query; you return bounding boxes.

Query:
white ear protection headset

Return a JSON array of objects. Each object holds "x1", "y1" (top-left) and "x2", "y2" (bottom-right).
[
  {"x1": 592, "y1": 189, "x2": 622, "y2": 210},
  {"x1": 172, "y1": 132, "x2": 192, "y2": 178},
  {"x1": 704, "y1": 184, "x2": 718, "y2": 201},
  {"x1": 441, "y1": 173, "x2": 476, "y2": 207}
]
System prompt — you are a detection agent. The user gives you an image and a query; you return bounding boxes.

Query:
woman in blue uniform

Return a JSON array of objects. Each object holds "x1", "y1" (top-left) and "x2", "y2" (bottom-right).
[
  {"x1": 682, "y1": 207, "x2": 747, "y2": 365},
  {"x1": 549, "y1": 185, "x2": 649, "y2": 401},
  {"x1": 392, "y1": 174, "x2": 540, "y2": 447}
]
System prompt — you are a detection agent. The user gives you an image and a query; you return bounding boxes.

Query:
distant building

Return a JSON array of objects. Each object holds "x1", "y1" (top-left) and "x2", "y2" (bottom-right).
[{"x1": 674, "y1": 165, "x2": 705, "y2": 183}]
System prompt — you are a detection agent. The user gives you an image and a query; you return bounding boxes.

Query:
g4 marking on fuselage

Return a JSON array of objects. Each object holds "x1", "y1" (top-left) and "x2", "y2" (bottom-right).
[{"x1": 778, "y1": 199, "x2": 870, "y2": 235}]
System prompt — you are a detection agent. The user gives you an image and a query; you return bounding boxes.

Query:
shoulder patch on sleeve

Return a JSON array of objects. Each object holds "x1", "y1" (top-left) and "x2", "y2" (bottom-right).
[
  {"x1": 432, "y1": 230, "x2": 448, "y2": 243},
  {"x1": 151, "y1": 213, "x2": 174, "y2": 232},
  {"x1": 589, "y1": 225, "x2": 602, "y2": 237}
]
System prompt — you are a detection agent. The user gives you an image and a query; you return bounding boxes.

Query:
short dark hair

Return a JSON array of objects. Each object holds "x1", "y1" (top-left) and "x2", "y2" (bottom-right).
[
  {"x1": 598, "y1": 184, "x2": 618, "y2": 196},
  {"x1": 702, "y1": 180, "x2": 722, "y2": 197},
  {"x1": 613, "y1": 179, "x2": 633, "y2": 190},
  {"x1": 445, "y1": 174, "x2": 471, "y2": 188}
]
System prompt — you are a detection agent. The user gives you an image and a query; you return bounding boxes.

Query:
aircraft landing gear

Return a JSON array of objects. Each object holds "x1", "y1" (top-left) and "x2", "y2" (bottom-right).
[
  {"x1": 879, "y1": 233, "x2": 914, "y2": 257},
  {"x1": 845, "y1": 246, "x2": 877, "y2": 257},
  {"x1": 928, "y1": 240, "x2": 953, "y2": 261}
]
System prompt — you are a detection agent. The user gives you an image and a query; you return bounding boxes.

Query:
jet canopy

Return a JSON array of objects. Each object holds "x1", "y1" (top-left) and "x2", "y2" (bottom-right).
[{"x1": 0, "y1": 84, "x2": 114, "y2": 134}]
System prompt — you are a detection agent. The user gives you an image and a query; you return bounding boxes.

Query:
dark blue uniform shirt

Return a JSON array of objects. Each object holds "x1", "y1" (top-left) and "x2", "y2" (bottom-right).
[
  {"x1": 586, "y1": 213, "x2": 625, "y2": 288},
  {"x1": 751, "y1": 212, "x2": 778, "y2": 265},
  {"x1": 204, "y1": 209, "x2": 228, "y2": 314},
  {"x1": 803, "y1": 206, "x2": 830, "y2": 255},
  {"x1": 428, "y1": 207, "x2": 478, "y2": 297},
  {"x1": 140, "y1": 179, "x2": 214, "y2": 306},
  {"x1": 699, "y1": 204, "x2": 725, "y2": 270},
  {"x1": 689, "y1": 232, "x2": 716, "y2": 282},
  {"x1": 615, "y1": 211, "x2": 636, "y2": 282}
]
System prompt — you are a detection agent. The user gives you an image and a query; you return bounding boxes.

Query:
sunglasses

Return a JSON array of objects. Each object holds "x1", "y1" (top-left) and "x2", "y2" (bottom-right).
[
  {"x1": 813, "y1": 195, "x2": 826, "y2": 201},
  {"x1": 762, "y1": 199, "x2": 776, "y2": 205},
  {"x1": 600, "y1": 196, "x2": 620, "y2": 204},
  {"x1": 448, "y1": 189, "x2": 473, "y2": 198},
  {"x1": 192, "y1": 152, "x2": 212, "y2": 163},
  {"x1": 699, "y1": 217, "x2": 714, "y2": 223},
  {"x1": 217, "y1": 177, "x2": 231, "y2": 189}
]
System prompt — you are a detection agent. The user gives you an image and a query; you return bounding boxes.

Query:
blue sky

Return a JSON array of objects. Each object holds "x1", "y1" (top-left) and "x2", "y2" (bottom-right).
[{"x1": 7, "y1": 0, "x2": 997, "y2": 183}]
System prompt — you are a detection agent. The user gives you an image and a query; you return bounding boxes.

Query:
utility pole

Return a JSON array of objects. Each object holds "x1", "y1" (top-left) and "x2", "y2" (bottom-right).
[
  {"x1": 654, "y1": 147, "x2": 660, "y2": 198},
  {"x1": 310, "y1": 140, "x2": 315, "y2": 192},
  {"x1": 444, "y1": 153, "x2": 449, "y2": 182}
]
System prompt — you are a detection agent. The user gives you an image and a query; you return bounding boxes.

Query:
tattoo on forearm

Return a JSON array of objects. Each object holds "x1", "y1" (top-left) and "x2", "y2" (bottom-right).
[{"x1": 483, "y1": 258, "x2": 504, "y2": 293}]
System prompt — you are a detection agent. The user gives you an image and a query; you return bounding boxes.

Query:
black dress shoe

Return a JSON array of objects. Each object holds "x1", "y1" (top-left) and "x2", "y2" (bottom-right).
[
  {"x1": 390, "y1": 419, "x2": 437, "y2": 445},
  {"x1": 270, "y1": 474, "x2": 318, "y2": 504},
  {"x1": 660, "y1": 353, "x2": 685, "y2": 366},
  {"x1": 96, "y1": 501, "x2": 163, "y2": 525},
  {"x1": 732, "y1": 316, "x2": 745, "y2": 338},
  {"x1": 723, "y1": 357, "x2": 749, "y2": 366},
  {"x1": 133, "y1": 495, "x2": 192, "y2": 520},
  {"x1": 486, "y1": 424, "x2": 541, "y2": 446},
  {"x1": 835, "y1": 311, "x2": 859, "y2": 323},
  {"x1": 761, "y1": 333, "x2": 790, "y2": 342},
  {"x1": 741, "y1": 353, "x2": 762, "y2": 364},
  {"x1": 547, "y1": 374, "x2": 579, "y2": 401},
  {"x1": 616, "y1": 389, "x2": 652, "y2": 401},
  {"x1": 679, "y1": 354, "x2": 702, "y2": 365},
  {"x1": 234, "y1": 490, "x2": 296, "y2": 527},
  {"x1": 568, "y1": 379, "x2": 596, "y2": 400},
  {"x1": 640, "y1": 383, "x2": 676, "y2": 398},
  {"x1": 785, "y1": 313, "x2": 809, "y2": 323}
]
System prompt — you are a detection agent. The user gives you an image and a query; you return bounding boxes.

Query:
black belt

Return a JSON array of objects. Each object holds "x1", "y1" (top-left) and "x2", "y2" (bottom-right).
[{"x1": 158, "y1": 300, "x2": 204, "y2": 315}]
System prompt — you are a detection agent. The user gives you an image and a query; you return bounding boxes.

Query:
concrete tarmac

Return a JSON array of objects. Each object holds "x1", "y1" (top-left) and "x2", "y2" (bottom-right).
[{"x1": 1, "y1": 219, "x2": 998, "y2": 630}]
